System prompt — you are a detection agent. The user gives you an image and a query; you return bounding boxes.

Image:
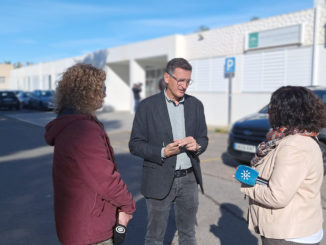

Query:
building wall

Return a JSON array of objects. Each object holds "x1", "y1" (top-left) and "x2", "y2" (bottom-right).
[
  {"x1": 183, "y1": 7, "x2": 326, "y2": 126},
  {"x1": 9, "y1": 6, "x2": 326, "y2": 127},
  {"x1": 106, "y1": 35, "x2": 182, "y2": 62},
  {"x1": 0, "y1": 64, "x2": 14, "y2": 90},
  {"x1": 11, "y1": 57, "x2": 81, "y2": 91},
  {"x1": 105, "y1": 65, "x2": 130, "y2": 111},
  {"x1": 184, "y1": 8, "x2": 317, "y2": 60},
  {"x1": 317, "y1": 46, "x2": 326, "y2": 86}
]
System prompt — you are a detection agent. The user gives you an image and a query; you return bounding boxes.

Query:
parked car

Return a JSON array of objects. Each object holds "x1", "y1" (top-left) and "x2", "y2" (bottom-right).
[
  {"x1": 0, "y1": 91, "x2": 20, "y2": 110},
  {"x1": 29, "y1": 90, "x2": 55, "y2": 110},
  {"x1": 16, "y1": 91, "x2": 32, "y2": 109},
  {"x1": 12, "y1": 90, "x2": 23, "y2": 96},
  {"x1": 227, "y1": 86, "x2": 326, "y2": 169}
]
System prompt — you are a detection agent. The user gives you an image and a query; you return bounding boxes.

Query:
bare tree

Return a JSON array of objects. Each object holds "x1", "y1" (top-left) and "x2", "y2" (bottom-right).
[
  {"x1": 14, "y1": 62, "x2": 23, "y2": 68},
  {"x1": 250, "y1": 16, "x2": 259, "y2": 21},
  {"x1": 197, "y1": 25, "x2": 210, "y2": 32}
]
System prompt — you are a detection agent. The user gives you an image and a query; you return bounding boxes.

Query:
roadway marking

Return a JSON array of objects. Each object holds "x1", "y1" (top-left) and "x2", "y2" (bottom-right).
[{"x1": 201, "y1": 157, "x2": 220, "y2": 163}]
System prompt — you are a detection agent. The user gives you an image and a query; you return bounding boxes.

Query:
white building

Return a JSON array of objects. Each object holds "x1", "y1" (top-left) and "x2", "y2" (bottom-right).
[
  {"x1": 11, "y1": 1, "x2": 326, "y2": 127},
  {"x1": 0, "y1": 64, "x2": 14, "y2": 90}
]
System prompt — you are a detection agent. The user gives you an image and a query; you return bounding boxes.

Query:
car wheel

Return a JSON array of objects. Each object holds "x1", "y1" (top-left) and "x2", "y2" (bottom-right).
[{"x1": 318, "y1": 141, "x2": 326, "y2": 175}]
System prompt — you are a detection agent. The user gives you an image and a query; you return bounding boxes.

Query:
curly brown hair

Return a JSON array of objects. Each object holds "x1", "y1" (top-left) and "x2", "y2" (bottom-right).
[
  {"x1": 55, "y1": 63, "x2": 106, "y2": 114},
  {"x1": 268, "y1": 86, "x2": 326, "y2": 132}
]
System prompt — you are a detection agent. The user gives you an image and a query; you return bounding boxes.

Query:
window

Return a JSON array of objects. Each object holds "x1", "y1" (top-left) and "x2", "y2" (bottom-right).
[{"x1": 314, "y1": 90, "x2": 326, "y2": 106}]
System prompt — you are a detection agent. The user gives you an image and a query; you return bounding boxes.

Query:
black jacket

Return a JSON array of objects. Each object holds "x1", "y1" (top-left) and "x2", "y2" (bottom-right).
[{"x1": 129, "y1": 91, "x2": 208, "y2": 199}]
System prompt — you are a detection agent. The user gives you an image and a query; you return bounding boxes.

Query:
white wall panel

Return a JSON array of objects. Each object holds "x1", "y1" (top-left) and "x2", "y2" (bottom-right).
[
  {"x1": 189, "y1": 57, "x2": 227, "y2": 92},
  {"x1": 242, "y1": 53, "x2": 262, "y2": 91},
  {"x1": 243, "y1": 47, "x2": 312, "y2": 91},
  {"x1": 286, "y1": 47, "x2": 312, "y2": 85}
]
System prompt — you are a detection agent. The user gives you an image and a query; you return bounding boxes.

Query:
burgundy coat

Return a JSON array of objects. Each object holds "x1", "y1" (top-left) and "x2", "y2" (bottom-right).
[{"x1": 45, "y1": 114, "x2": 135, "y2": 245}]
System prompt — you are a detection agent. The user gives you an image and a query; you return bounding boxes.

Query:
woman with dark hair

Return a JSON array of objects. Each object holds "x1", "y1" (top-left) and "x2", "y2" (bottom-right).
[
  {"x1": 45, "y1": 63, "x2": 135, "y2": 245},
  {"x1": 240, "y1": 86, "x2": 326, "y2": 245}
]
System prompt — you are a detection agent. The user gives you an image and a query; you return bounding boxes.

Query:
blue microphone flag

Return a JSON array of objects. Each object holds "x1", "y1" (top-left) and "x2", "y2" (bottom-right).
[{"x1": 235, "y1": 165, "x2": 268, "y2": 186}]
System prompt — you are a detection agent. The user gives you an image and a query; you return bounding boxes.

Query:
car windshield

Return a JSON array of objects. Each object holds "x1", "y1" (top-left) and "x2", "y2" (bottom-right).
[
  {"x1": 259, "y1": 105, "x2": 268, "y2": 114},
  {"x1": 258, "y1": 89, "x2": 326, "y2": 114},
  {"x1": 0, "y1": 92, "x2": 15, "y2": 97},
  {"x1": 313, "y1": 90, "x2": 326, "y2": 106}
]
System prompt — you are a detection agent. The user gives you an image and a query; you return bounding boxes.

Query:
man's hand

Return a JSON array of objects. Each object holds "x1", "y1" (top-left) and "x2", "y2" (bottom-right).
[
  {"x1": 118, "y1": 212, "x2": 133, "y2": 226},
  {"x1": 164, "y1": 140, "x2": 181, "y2": 158},
  {"x1": 178, "y1": 136, "x2": 200, "y2": 152}
]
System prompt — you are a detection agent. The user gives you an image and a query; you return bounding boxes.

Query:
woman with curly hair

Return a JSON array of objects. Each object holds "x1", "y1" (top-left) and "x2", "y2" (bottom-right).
[
  {"x1": 45, "y1": 63, "x2": 135, "y2": 245},
  {"x1": 240, "y1": 86, "x2": 326, "y2": 245}
]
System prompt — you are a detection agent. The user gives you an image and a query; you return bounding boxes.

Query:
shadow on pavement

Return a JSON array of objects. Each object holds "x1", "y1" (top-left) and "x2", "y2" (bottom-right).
[
  {"x1": 221, "y1": 152, "x2": 241, "y2": 168},
  {"x1": 210, "y1": 203, "x2": 258, "y2": 245},
  {"x1": 0, "y1": 148, "x2": 178, "y2": 244},
  {"x1": 116, "y1": 153, "x2": 177, "y2": 245},
  {"x1": 0, "y1": 154, "x2": 59, "y2": 245},
  {"x1": 0, "y1": 116, "x2": 49, "y2": 157}
]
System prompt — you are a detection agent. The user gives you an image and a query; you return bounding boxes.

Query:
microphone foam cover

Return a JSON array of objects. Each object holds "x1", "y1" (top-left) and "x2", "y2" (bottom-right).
[{"x1": 235, "y1": 165, "x2": 259, "y2": 186}]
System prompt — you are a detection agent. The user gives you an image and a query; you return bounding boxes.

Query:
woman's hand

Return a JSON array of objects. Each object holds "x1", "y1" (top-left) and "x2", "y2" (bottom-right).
[{"x1": 118, "y1": 211, "x2": 133, "y2": 226}]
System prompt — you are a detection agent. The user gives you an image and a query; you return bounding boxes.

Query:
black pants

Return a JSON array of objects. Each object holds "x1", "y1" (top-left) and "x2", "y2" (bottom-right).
[
  {"x1": 145, "y1": 172, "x2": 198, "y2": 245},
  {"x1": 261, "y1": 236, "x2": 320, "y2": 245}
]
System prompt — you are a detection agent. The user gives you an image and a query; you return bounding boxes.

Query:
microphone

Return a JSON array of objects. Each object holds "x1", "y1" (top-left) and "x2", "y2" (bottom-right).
[
  {"x1": 113, "y1": 224, "x2": 127, "y2": 245},
  {"x1": 235, "y1": 165, "x2": 268, "y2": 186}
]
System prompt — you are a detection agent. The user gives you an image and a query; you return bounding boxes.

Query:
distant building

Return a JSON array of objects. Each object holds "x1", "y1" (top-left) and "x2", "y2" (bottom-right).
[
  {"x1": 10, "y1": 2, "x2": 326, "y2": 126},
  {"x1": 0, "y1": 64, "x2": 14, "y2": 90}
]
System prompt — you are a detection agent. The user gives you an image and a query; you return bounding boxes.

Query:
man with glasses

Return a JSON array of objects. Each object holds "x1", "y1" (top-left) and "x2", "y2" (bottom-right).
[{"x1": 129, "y1": 58, "x2": 208, "y2": 245}]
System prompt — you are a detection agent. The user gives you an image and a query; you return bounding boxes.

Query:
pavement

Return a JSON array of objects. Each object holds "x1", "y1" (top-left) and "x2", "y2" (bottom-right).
[{"x1": 1, "y1": 109, "x2": 326, "y2": 245}]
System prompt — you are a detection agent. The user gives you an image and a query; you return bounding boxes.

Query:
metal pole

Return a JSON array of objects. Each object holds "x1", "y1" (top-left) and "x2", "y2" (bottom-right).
[
  {"x1": 311, "y1": 6, "x2": 319, "y2": 85},
  {"x1": 228, "y1": 75, "x2": 232, "y2": 126}
]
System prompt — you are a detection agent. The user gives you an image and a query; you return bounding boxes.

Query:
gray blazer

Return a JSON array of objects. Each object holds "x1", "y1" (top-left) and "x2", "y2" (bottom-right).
[{"x1": 129, "y1": 91, "x2": 208, "y2": 199}]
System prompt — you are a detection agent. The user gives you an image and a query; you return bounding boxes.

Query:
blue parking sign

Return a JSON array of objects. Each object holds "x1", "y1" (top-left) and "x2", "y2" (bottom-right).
[{"x1": 225, "y1": 57, "x2": 235, "y2": 74}]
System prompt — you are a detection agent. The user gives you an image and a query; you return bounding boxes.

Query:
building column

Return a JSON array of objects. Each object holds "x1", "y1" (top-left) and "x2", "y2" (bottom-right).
[{"x1": 129, "y1": 59, "x2": 145, "y2": 112}]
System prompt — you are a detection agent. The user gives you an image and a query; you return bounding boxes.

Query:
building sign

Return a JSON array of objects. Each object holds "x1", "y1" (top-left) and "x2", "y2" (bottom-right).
[
  {"x1": 248, "y1": 32, "x2": 258, "y2": 49},
  {"x1": 246, "y1": 24, "x2": 302, "y2": 50}
]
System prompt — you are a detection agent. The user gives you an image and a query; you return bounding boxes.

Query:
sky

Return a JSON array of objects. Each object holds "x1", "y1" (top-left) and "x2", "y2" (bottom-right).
[{"x1": 0, "y1": 0, "x2": 314, "y2": 65}]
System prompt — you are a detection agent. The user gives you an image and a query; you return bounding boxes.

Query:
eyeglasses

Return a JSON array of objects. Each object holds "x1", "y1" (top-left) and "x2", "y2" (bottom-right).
[{"x1": 168, "y1": 73, "x2": 193, "y2": 86}]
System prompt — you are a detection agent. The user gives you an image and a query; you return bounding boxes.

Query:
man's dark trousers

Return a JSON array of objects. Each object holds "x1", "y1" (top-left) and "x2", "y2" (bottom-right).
[{"x1": 145, "y1": 172, "x2": 198, "y2": 245}]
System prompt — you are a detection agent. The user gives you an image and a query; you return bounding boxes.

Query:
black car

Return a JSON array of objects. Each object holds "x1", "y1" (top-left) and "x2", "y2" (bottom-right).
[
  {"x1": 227, "y1": 86, "x2": 326, "y2": 165},
  {"x1": 0, "y1": 91, "x2": 20, "y2": 110},
  {"x1": 29, "y1": 90, "x2": 55, "y2": 110},
  {"x1": 16, "y1": 91, "x2": 32, "y2": 109}
]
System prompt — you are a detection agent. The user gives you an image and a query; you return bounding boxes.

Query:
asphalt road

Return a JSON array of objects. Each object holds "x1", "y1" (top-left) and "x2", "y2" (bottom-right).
[{"x1": 1, "y1": 110, "x2": 326, "y2": 245}]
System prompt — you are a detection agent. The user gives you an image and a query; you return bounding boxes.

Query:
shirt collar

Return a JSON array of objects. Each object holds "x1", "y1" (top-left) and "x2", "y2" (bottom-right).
[{"x1": 164, "y1": 89, "x2": 185, "y2": 104}]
